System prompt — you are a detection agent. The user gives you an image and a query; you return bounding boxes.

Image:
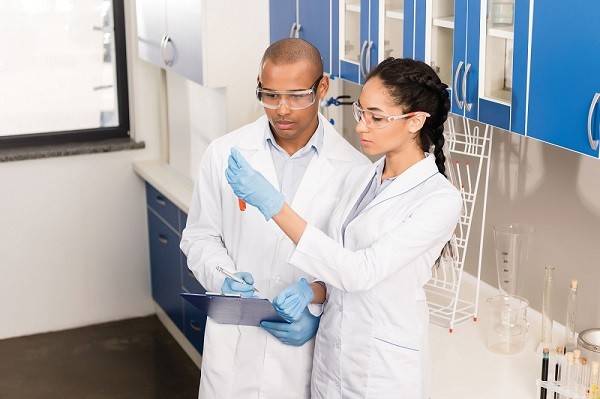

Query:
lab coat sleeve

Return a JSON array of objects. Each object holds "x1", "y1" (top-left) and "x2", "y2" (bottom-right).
[
  {"x1": 288, "y1": 189, "x2": 462, "y2": 293},
  {"x1": 180, "y1": 143, "x2": 232, "y2": 292}
]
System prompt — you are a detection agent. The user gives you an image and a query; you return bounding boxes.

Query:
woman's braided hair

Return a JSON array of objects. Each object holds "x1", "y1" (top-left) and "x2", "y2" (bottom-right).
[{"x1": 366, "y1": 58, "x2": 451, "y2": 177}]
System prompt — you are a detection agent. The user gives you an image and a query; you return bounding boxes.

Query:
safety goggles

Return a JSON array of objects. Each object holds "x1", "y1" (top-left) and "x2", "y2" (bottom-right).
[
  {"x1": 352, "y1": 101, "x2": 431, "y2": 129},
  {"x1": 256, "y1": 76, "x2": 323, "y2": 110}
]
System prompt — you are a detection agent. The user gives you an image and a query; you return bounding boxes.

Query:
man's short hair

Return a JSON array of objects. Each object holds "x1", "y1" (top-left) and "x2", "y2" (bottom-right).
[{"x1": 261, "y1": 38, "x2": 324, "y2": 76}]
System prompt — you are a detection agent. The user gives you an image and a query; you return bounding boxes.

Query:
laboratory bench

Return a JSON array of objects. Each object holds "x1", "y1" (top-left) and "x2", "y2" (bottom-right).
[{"x1": 134, "y1": 159, "x2": 547, "y2": 398}]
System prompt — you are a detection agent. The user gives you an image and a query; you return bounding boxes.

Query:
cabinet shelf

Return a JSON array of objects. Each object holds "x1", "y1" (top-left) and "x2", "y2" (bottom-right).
[
  {"x1": 386, "y1": 9, "x2": 404, "y2": 20},
  {"x1": 433, "y1": 16, "x2": 455, "y2": 29},
  {"x1": 488, "y1": 24, "x2": 514, "y2": 40},
  {"x1": 346, "y1": 3, "x2": 360, "y2": 13}
]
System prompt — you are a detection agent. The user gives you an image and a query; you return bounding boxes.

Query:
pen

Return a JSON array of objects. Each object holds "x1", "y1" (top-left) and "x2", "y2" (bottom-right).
[{"x1": 216, "y1": 265, "x2": 260, "y2": 293}]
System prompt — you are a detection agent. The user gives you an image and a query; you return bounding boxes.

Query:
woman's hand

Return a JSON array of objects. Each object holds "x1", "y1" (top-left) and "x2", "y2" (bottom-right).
[
  {"x1": 225, "y1": 148, "x2": 284, "y2": 220},
  {"x1": 272, "y1": 278, "x2": 315, "y2": 322}
]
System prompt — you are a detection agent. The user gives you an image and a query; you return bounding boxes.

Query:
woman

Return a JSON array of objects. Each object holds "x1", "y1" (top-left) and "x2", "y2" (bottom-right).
[{"x1": 226, "y1": 58, "x2": 462, "y2": 398}]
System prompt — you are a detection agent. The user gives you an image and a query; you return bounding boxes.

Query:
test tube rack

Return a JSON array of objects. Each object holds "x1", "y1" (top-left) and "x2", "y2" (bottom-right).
[
  {"x1": 425, "y1": 117, "x2": 492, "y2": 332},
  {"x1": 536, "y1": 379, "x2": 589, "y2": 399}
]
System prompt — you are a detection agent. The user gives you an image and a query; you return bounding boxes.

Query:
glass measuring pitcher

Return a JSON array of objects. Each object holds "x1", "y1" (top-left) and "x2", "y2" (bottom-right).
[
  {"x1": 493, "y1": 224, "x2": 533, "y2": 296},
  {"x1": 485, "y1": 294, "x2": 530, "y2": 354}
]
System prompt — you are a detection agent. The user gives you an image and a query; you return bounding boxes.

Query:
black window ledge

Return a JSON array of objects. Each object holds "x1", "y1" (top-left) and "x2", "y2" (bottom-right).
[{"x1": 0, "y1": 137, "x2": 145, "y2": 163}]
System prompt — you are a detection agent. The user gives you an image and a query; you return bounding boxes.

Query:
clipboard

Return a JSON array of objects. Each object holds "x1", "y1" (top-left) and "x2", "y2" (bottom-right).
[{"x1": 180, "y1": 292, "x2": 288, "y2": 327}]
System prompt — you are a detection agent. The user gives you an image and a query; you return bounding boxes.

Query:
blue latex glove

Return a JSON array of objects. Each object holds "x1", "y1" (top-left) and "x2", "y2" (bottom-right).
[
  {"x1": 261, "y1": 308, "x2": 320, "y2": 346},
  {"x1": 273, "y1": 278, "x2": 315, "y2": 323},
  {"x1": 225, "y1": 148, "x2": 284, "y2": 220},
  {"x1": 221, "y1": 272, "x2": 256, "y2": 298}
]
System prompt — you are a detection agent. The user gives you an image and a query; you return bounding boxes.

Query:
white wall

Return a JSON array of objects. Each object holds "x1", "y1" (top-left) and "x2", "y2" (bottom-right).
[{"x1": 0, "y1": 0, "x2": 162, "y2": 339}]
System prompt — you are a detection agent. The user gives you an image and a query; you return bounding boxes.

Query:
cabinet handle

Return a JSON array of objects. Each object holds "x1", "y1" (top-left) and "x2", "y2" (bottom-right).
[
  {"x1": 365, "y1": 41, "x2": 373, "y2": 76},
  {"x1": 161, "y1": 35, "x2": 174, "y2": 67},
  {"x1": 158, "y1": 234, "x2": 168, "y2": 246},
  {"x1": 155, "y1": 195, "x2": 167, "y2": 207},
  {"x1": 190, "y1": 320, "x2": 203, "y2": 332},
  {"x1": 453, "y1": 61, "x2": 465, "y2": 110},
  {"x1": 289, "y1": 22, "x2": 297, "y2": 38},
  {"x1": 294, "y1": 23, "x2": 302, "y2": 38},
  {"x1": 588, "y1": 92, "x2": 600, "y2": 151},
  {"x1": 359, "y1": 41, "x2": 369, "y2": 79},
  {"x1": 463, "y1": 63, "x2": 472, "y2": 112}
]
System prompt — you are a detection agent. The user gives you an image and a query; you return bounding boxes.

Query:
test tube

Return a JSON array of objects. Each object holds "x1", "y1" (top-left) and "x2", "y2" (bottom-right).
[
  {"x1": 565, "y1": 352, "x2": 574, "y2": 393},
  {"x1": 589, "y1": 362, "x2": 599, "y2": 399},
  {"x1": 573, "y1": 350, "x2": 581, "y2": 393},
  {"x1": 564, "y1": 280, "x2": 578, "y2": 352}
]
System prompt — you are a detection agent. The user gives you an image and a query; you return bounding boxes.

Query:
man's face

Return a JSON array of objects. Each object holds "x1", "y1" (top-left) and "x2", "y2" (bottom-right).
[{"x1": 258, "y1": 60, "x2": 328, "y2": 142}]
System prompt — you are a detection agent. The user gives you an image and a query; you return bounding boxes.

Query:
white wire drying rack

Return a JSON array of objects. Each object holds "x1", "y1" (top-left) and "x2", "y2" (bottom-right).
[{"x1": 425, "y1": 117, "x2": 493, "y2": 333}]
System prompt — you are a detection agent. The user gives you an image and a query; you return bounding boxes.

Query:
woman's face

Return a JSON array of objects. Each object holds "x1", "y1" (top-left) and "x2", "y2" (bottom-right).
[{"x1": 355, "y1": 76, "x2": 426, "y2": 156}]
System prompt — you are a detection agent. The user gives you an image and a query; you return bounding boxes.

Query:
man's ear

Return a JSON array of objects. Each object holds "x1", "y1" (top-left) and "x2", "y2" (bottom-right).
[{"x1": 318, "y1": 75, "x2": 330, "y2": 100}]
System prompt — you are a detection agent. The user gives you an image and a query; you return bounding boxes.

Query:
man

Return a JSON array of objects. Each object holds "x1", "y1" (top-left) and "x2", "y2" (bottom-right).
[{"x1": 181, "y1": 38, "x2": 369, "y2": 399}]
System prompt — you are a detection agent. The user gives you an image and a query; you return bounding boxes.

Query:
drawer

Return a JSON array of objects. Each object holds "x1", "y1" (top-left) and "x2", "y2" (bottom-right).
[
  {"x1": 146, "y1": 183, "x2": 179, "y2": 232},
  {"x1": 183, "y1": 300, "x2": 207, "y2": 354},
  {"x1": 148, "y1": 210, "x2": 184, "y2": 330},
  {"x1": 181, "y1": 252, "x2": 206, "y2": 294}
]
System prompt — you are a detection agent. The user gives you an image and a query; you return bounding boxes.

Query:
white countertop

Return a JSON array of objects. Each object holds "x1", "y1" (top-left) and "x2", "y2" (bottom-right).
[
  {"x1": 133, "y1": 160, "x2": 194, "y2": 214},
  {"x1": 134, "y1": 160, "x2": 546, "y2": 399}
]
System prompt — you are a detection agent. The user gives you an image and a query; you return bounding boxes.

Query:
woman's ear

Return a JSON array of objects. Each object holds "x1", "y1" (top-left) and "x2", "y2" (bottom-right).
[{"x1": 407, "y1": 113, "x2": 427, "y2": 133}]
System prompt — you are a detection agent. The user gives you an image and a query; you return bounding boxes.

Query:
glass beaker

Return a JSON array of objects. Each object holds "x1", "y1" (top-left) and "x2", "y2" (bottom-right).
[
  {"x1": 485, "y1": 294, "x2": 529, "y2": 354},
  {"x1": 493, "y1": 224, "x2": 533, "y2": 296}
]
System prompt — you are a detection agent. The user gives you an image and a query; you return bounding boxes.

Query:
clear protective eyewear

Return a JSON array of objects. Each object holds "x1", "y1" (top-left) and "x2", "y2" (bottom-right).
[
  {"x1": 352, "y1": 101, "x2": 431, "y2": 129},
  {"x1": 256, "y1": 76, "x2": 323, "y2": 110}
]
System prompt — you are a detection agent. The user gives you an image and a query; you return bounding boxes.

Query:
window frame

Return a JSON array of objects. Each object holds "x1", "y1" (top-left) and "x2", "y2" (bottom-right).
[{"x1": 0, "y1": 0, "x2": 130, "y2": 148}]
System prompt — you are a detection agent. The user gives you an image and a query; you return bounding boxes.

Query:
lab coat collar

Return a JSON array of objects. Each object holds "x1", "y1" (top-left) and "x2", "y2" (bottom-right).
[
  {"x1": 361, "y1": 154, "x2": 440, "y2": 213},
  {"x1": 237, "y1": 114, "x2": 357, "y2": 163}
]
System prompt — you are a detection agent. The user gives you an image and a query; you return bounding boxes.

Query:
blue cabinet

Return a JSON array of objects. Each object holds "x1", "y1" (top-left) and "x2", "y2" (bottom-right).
[
  {"x1": 147, "y1": 209, "x2": 183, "y2": 330},
  {"x1": 145, "y1": 182, "x2": 207, "y2": 354},
  {"x1": 526, "y1": 0, "x2": 600, "y2": 157},
  {"x1": 338, "y1": 0, "x2": 415, "y2": 84},
  {"x1": 269, "y1": 0, "x2": 333, "y2": 74},
  {"x1": 414, "y1": 0, "x2": 529, "y2": 133},
  {"x1": 269, "y1": 0, "x2": 297, "y2": 43}
]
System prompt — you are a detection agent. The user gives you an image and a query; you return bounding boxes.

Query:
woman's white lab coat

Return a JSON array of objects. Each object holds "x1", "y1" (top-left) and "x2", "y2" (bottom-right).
[
  {"x1": 180, "y1": 115, "x2": 369, "y2": 399},
  {"x1": 288, "y1": 154, "x2": 462, "y2": 399}
]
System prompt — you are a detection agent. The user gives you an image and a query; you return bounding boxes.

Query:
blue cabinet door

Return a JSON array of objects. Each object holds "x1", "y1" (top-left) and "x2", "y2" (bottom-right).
[
  {"x1": 527, "y1": 0, "x2": 600, "y2": 157},
  {"x1": 299, "y1": 0, "x2": 332, "y2": 74},
  {"x1": 451, "y1": 0, "x2": 468, "y2": 115},
  {"x1": 148, "y1": 209, "x2": 183, "y2": 330},
  {"x1": 463, "y1": 0, "x2": 480, "y2": 121},
  {"x1": 270, "y1": 0, "x2": 297, "y2": 43}
]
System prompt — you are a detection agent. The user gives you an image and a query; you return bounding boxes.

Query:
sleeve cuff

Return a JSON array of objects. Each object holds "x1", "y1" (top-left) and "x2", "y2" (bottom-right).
[{"x1": 307, "y1": 303, "x2": 323, "y2": 317}]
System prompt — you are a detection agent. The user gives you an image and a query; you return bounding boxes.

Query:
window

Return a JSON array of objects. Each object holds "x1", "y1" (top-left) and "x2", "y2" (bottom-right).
[{"x1": 0, "y1": 0, "x2": 129, "y2": 147}]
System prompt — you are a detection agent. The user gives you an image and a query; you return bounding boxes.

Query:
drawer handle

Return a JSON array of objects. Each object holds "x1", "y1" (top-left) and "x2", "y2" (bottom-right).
[
  {"x1": 158, "y1": 234, "x2": 168, "y2": 246},
  {"x1": 190, "y1": 320, "x2": 203, "y2": 332},
  {"x1": 155, "y1": 195, "x2": 167, "y2": 207},
  {"x1": 587, "y1": 92, "x2": 600, "y2": 151}
]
